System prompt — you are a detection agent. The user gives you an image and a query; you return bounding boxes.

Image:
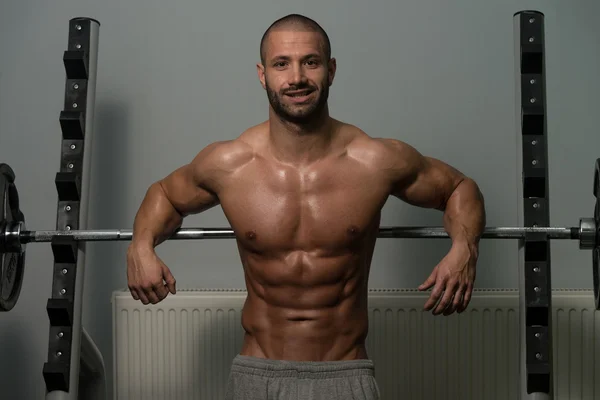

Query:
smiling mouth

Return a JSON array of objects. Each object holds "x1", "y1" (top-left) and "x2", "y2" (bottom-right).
[{"x1": 285, "y1": 90, "x2": 314, "y2": 98}]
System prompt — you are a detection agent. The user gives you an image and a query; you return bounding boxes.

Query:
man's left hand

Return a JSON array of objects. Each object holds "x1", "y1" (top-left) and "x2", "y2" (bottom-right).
[{"x1": 418, "y1": 242, "x2": 478, "y2": 315}]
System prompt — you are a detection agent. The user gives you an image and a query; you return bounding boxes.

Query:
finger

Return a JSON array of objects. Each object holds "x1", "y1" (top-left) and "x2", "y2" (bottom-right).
[
  {"x1": 442, "y1": 295, "x2": 457, "y2": 316},
  {"x1": 433, "y1": 280, "x2": 457, "y2": 315},
  {"x1": 418, "y1": 267, "x2": 438, "y2": 291},
  {"x1": 423, "y1": 280, "x2": 446, "y2": 311},
  {"x1": 461, "y1": 282, "x2": 474, "y2": 311},
  {"x1": 456, "y1": 284, "x2": 469, "y2": 314},
  {"x1": 153, "y1": 282, "x2": 169, "y2": 301},
  {"x1": 445, "y1": 286, "x2": 465, "y2": 316},
  {"x1": 163, "y1": 267, "x2": 177, "y2": 294},
  {"x1": 129, "y1": 287, "x2": 140, "y2": 301},
  {"x1": 128, "y1": 283, "x2": 138, "y2": 300},
  {"x1": 135, "y1": 288, "x2": 150, "y2": 305},
  {"x1": 142, "y1": 286, "x2": 160, "y2": 304}
]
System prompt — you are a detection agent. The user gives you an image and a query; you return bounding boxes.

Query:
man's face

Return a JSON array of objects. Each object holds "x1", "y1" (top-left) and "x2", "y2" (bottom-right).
[{"x1": 257, "y1": 30, "x2": 336, "y2": 124}]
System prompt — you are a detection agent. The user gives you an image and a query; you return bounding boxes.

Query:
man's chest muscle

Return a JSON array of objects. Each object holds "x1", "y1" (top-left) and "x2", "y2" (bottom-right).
[{"x1": 218, "y1": 163, "x2": 388, "y2": 252}]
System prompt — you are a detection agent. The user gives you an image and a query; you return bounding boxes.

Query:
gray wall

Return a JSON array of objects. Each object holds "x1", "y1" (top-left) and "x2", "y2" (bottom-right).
[{"x1": 1, "y1": 0, "x2": 599, "y2": 398}]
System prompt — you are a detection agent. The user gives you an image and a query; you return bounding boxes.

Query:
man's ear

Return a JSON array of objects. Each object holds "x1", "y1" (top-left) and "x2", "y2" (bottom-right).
[
  {"x1": 328, "y1": 57, "x2": 337, "y2": 87},
  {"x1": 257, "y1": 63, "x2": 266, "y2": 90}
]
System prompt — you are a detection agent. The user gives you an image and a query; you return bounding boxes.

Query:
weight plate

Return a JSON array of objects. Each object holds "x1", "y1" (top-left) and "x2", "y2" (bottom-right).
[
  {"x1": 594, "y1": 247, "x2": 600, "y2": 310},
  {"x1": 0, "y1": 164, "x2": 26, "y2": 312},
  {"x1": 596, "y1": 199, "x2": 600, "y2": 254},
  {"x1": 594, "y1": 159, "x2": 599, "y2": 302},
  {"x1": 594, "y1": 158, "x2": 600, "y2": 199},
  {"x1": 0, "y1": 164, "x2": 14, "y2": 254}
]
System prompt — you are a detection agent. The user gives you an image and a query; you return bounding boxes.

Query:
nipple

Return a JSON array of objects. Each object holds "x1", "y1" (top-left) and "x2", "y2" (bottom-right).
[
  {"x1": 245, "y1": 230, "x2": 257, "y2": 240},
  {"x1": 347, "y1": 225, "x2": 360, "y2": 236}
]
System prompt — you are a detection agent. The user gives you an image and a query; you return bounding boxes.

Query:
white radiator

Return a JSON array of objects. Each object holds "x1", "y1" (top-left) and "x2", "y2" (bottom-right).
[{"x1": 111, "y1": 289, "x2": 600, "y2": 400}]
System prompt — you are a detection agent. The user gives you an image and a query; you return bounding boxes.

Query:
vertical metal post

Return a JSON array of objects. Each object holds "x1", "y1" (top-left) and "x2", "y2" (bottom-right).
[
  {"x1": 43, "y1": 17, "x2": 104, "y2": 400},
  {"x1": 514, "y1": 10, "x2": 553, "y2": 400}
]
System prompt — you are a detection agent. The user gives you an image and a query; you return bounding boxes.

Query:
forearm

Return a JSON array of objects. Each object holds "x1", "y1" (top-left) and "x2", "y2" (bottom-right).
[
  {"x1": 131, "y1": 181, "x2": 184, "y2": 249},
  {"x1": 442, "y1": 178, "x2": 486, "y2": 247}
]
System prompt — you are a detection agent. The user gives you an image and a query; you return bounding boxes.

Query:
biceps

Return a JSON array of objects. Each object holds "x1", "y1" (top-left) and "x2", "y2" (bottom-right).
[
  {"x1": 393, "y1": 157, "x2": 464, "y2": 210},
  {"x1": 159, "y1": 164, "x2": 220, "y2": 216}
]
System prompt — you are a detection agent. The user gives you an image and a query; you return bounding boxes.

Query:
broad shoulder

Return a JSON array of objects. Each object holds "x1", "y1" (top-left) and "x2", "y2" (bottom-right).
[
  {"x1": 190, "y1": 125, "x2": 266, "y2": 174},
  {"x1": 344, "y1": 128, "x2": 423, "y2": 174},
  {"x1": 190, "y1": 139, "x2": 253, "y2": 174}
]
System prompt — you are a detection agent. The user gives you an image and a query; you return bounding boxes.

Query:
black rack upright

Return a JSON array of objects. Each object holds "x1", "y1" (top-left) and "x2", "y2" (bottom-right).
[
  {"x1": 42, "y1": 17, "x2": 106, "y2": 400},
  {"x1": 514, "y1": 10, "x2": 553, "y2": 399}
]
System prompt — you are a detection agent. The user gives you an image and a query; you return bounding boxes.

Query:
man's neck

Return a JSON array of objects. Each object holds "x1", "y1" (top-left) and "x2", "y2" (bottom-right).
[{"x1": 267, "y1": 108, "x2": 336, "y2": 166}]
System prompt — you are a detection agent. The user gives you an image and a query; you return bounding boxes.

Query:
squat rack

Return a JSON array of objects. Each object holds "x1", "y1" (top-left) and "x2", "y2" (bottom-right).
[{"x1": 40, "y1": 10, "x2": 554, "y2": 400}]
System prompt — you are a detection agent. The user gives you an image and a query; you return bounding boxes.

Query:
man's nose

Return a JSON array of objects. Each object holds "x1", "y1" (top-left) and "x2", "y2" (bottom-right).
[{"x1": 289, "y1": 65, "x2": 307, "y2": 86}]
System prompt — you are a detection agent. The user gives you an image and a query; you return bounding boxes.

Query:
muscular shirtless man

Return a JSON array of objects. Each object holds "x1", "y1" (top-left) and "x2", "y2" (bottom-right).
[{"x1": 126, "y1": 13, "x2": 486, "y2": 400}]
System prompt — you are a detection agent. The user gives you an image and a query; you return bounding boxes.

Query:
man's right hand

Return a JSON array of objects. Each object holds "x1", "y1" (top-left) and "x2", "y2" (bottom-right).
[{"x1": 126, "y1": 244, "x2": 177, "y2": 305}]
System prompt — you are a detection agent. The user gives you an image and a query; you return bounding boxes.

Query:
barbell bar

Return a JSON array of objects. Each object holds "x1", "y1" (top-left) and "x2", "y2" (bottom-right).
[
  {"x1": 2, "y1": 220, "x2": 595, "y2": 245},
  {"x1": 0, "y1": 217, "x2": 597, "y2": 256}
]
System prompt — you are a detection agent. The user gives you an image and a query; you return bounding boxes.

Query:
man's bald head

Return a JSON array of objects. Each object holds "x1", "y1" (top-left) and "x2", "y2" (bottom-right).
[{"x1": 260, "y1": 14, "x2": 331, "y2": 65}]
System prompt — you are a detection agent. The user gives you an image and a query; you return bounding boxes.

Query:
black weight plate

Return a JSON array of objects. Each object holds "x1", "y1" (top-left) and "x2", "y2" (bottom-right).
[
  {"x1": 7, "y1": 172, "x2": 20, "y2": 221},
  {"x1": 0, "y1": 167, "x2": 8, "y2": 253},
  {"x1": 0, "y1": 163, "x2": 15, "y2": 185},
  {"x1": 0, "y1": 164, "x2": 14, "y2": 254},
  {"x1": 594, "y1": 247, "x2": 600, "y2": 310},
  {"x1": 0, "y1": 247, "x2": 25, "y2": 311},
  {"x1": 596, "y1": 199, "x2": 600, "y2": 253},
  {"x1": 594, "y1": 159, "x2": 600, "y2": 292},
  {"x1": 595, "y1": 158, "x2": 600, "y2": 199},
  {"x1": 0, "y1": 164, "x2": 25, "y2": 312}
]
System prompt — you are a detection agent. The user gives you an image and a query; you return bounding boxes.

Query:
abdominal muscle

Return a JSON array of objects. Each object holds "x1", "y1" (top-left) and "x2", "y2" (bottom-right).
[{"x1": 238, "y1": 251, "x2": 371, "y2": 362}]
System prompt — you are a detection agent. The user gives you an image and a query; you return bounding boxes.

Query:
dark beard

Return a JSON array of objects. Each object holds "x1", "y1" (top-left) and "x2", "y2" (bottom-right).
[{"x1": 265, "y1": 78, "x2": 329, "y2": 125}]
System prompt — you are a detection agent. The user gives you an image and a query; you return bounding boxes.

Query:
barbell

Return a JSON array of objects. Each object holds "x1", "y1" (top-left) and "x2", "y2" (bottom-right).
[{"x1": 2, "y1": 160, "x2": 600, "y2": 312}]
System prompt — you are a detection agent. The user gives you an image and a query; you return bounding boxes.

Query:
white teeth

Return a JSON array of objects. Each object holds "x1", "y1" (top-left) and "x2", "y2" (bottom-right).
[{"x1": 289, "y1": 92, "x2": 309, "y2": 97}]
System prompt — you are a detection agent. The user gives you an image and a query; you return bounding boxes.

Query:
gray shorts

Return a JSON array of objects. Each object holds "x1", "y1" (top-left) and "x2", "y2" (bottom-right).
[{"x1": 225, "y1": 354, "x2": 381, "y2": 400}]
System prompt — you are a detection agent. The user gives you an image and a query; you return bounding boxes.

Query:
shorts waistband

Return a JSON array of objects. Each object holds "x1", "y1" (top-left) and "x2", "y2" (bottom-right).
[{"x1": 230, "y1": 355, "x2": 375, "y2": 379}]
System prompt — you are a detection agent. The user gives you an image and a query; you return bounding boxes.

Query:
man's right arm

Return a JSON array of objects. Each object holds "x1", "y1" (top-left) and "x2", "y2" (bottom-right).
[
  {"x1": 130, "y1": 140, "x2": 240, "y2": 251},
  {"x1": 127, "y1": 139, "x2": 252, "y2": 304},
  {"x1": 131, "y1": 146, "x2": 219, "y2": 251}
]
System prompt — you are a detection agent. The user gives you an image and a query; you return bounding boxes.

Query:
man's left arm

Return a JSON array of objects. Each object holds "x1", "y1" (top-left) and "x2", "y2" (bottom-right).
[{"x1": 381, "y1": 139, "x2": 486, "y2": 315}]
